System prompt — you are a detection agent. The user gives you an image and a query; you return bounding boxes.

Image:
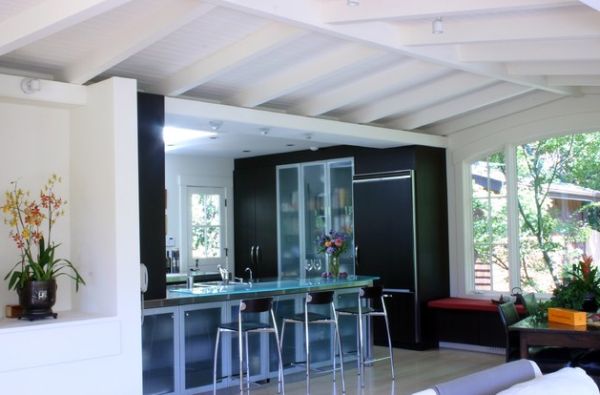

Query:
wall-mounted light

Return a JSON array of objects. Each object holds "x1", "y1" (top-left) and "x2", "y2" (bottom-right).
[
  {"x1": 432, "y1": 17, "x2": 444, "y2": 34},
  {"x1": 21, "y1": 78, "x2": 41, "y2": 94}
]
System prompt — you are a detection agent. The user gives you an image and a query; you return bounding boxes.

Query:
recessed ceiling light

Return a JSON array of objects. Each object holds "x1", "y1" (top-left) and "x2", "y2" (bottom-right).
[
  {"x1": 162, "y1": 126, "x2": 217, "y2": 146},
  {"x1": 209, "y1": 120, "x2": 223, "y2": 131},
  {"x1": 347, "y1": 0, "x2": 359, "y2": 6},
  {"x1": 259, "y1": 127, "x2": 270, "y2": 136}
]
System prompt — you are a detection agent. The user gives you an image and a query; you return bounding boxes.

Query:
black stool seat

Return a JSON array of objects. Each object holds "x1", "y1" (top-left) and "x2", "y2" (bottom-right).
[
  {"x1": 218, "y1": 321, "x2": 272, "y2": 332},
  {"x1": 285, "y1": 312, "x2": 331, "y2": 322},
  {"x1": 336, "y1": 306, "x2": 379, "y2": 315}
]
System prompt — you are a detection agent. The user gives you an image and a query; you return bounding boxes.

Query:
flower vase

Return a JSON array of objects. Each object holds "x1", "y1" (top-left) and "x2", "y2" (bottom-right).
[{"x1": 329, "y1": 255, "x2": 340, "y2": 278}]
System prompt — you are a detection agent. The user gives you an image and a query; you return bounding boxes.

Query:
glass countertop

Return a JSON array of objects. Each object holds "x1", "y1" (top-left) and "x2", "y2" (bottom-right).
[{"x1": 145, "y1": 275, "x2": 378, "y2": 308}]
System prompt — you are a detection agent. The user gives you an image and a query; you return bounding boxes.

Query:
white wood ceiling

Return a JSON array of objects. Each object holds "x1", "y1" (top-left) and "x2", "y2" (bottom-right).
[{"x1": 1, "y1": 0, "x2": 599, "y2": 137}]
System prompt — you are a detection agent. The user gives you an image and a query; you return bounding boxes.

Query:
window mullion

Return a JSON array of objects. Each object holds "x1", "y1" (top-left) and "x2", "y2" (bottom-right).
[{"x1": 505, "y1": 144, "x2": 520, "y2": 291}]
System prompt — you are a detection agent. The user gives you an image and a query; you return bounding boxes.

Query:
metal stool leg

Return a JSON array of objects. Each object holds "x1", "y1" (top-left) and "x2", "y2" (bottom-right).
[
  {"x1": 357, "y1": 311, "x2": 365, "y2": 387},
  {"x1": 305, "y1": 310, "x2": 311, "y2": 394},
  {"x1": 238, "y1": 324, "x2": 244, "y2": 393},
  {"x1": 383, "y1": 311, "x2": 395, "y2": 379},
  {"x1": 271, "y1": 309, "x2": 285, "y2": 394},
  {"x1": 333, "y1": 310, "x2": 346, "y2": 393},
  {"x1": 213, "y1": 329, "x2": 221, "y2": 395},
  {"x1": 245, "y1": 332, "x2": 250, "y2": 391}
]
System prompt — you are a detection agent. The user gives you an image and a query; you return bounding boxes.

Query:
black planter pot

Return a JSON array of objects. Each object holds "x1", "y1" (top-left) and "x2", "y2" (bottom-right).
[
  {"x1": 17, "y1": 280, "x2": 58, "y2": 321},
  {"x1": 582, "y1": 294, "x2": 599, "y2": 313}
]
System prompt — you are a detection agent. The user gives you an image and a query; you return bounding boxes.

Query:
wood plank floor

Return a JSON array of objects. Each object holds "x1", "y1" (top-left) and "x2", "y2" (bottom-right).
[{"x1": 207, "y1": 347, "x2": 503, "y2": 395}]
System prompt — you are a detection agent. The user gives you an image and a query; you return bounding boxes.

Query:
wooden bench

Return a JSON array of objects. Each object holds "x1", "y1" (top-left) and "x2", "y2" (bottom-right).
[{"x1": 428, "y1": 298, "x2": 526, "y2": 349}]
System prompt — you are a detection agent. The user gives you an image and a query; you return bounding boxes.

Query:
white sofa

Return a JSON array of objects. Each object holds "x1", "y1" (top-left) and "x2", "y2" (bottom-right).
[{"x1": 412, "y1": 360, "x2": 599, "y2": 395}]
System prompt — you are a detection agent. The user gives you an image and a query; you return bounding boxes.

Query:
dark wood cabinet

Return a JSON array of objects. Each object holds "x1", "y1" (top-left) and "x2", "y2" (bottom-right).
[
  {"x1": 233, "y1": 146, "x2": 449, "y2": 349},
  {"x1": 138, "y1": 93, "x2": 166, "y2": 300},
  {"x1": 354, "y1": 146, "x2": 449, "y2": 349},
  {"x1": 233, "y1": 166, "x2": 277, "y2": 279}
]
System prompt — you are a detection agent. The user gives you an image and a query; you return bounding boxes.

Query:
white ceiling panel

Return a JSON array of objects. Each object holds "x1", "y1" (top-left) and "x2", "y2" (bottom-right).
[{"x1": 1, "y1": 0, "x2": 599, "y2": 139}]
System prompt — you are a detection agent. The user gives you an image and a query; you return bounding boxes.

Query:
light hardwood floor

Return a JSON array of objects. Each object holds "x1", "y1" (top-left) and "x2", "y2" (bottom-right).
[{"x1": 208, "y1": 347, "x2": 503, "y2": 395}]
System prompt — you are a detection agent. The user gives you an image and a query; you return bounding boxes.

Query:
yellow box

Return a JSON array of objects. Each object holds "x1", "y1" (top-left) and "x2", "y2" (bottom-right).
[{"x1": 548, "y1": 307, "x2": 587, "y2": 326}]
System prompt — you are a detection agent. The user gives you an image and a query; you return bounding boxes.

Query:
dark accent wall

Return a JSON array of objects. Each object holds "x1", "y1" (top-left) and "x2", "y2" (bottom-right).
[{"x1": 138, "y1": 93, "x2": 166, "y2": 300}]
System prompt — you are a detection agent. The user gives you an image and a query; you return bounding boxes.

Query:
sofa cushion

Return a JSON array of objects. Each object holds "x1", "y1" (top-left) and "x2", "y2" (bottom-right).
[
  {"x1": 496, "y1": 367, "x2": 599, "y2": 395},
  {"x1": 433, "y1": 360, "x2": 538, "y2": 395}
]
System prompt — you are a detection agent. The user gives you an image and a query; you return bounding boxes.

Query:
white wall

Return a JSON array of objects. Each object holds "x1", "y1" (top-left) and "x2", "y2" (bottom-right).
[
  {"x1": 445, "y1": 93, "x2": 600, "y2": 297},
  {"x1": 165, "y1": 153, "x2": 234, "y2": 273},
  {"x1": 0, "y1": 101, "x2": 72, "y2": 312},
  {"x1": 0, "y1": 76, "x2": 142, "y2": 394}
]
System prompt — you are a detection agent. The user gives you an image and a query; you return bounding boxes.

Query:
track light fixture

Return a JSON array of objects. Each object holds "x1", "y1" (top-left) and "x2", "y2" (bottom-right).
[{"x1": 432, "y1": 17, "x2": 444, "y2": 34}]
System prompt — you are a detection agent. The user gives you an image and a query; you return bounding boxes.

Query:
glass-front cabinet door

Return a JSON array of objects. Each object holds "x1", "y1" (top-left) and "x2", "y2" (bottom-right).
[
  {"x1": 277, "y1": 166, "x2": 300, "y2": 278},
  {"x1": 277, "y1": 158, "x2": 354, "y2": 278},
  {"x1": 303, "y1": 163, "x2": 326, "y2": 277},
  {"x1": 328, "y1": 159, "x2": 354, "y2": 275}
]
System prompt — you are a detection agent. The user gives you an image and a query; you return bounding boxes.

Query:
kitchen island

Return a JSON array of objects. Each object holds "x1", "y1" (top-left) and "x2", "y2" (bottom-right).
[{"x1": 142, "y1": 276, "x2": 377, "y2": 394}]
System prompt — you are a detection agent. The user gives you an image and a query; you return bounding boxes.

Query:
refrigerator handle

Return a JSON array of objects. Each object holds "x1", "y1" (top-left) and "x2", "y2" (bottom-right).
[
  {"x1": 250, "y1": 246, "x2": 255, "y2": 266},
  {"x1": 256, "y1": 245, "x2": 261, "y2": 265},
  {"x1": 354, "y1": 245, "x2": 359, "y2": 268}
]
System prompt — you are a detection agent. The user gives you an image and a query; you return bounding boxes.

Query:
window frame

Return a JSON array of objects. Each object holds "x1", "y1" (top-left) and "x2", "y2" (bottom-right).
[
  {"x1": 186, "y1": 186, "x2": 226, "y2": 267},
  {"x1": 467, "y1": 144, "x2": 521, "y2": 296}
]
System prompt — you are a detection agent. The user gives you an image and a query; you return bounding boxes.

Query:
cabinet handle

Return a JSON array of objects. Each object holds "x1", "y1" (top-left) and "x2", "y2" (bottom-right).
[
  {"x1": 250, "y1": 246, "x2": 255, "y2": 266},
  {"x1": 355, "y1": 245, "x2": 359, "y2": 267},
  {"x1": 256, "y1": 245, "x2": 261, "y2": 265}
]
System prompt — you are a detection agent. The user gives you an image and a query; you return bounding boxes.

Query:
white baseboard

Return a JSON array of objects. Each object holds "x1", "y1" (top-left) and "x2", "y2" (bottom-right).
[{"x1": 439, "y1": 341, "x2": 504, "y2": 355}]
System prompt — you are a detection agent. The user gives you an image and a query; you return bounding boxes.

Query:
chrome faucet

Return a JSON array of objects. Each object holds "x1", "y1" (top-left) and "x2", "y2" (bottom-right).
[
  {"x1": 245, "y1": 267, "x2": 253, "y2": 284},
  {"x1": 187, "y1": 267, "x2": 199, "y2": 288},
  {"x1": 217, "y1": 265, "x2": 230, "y2": 285}
]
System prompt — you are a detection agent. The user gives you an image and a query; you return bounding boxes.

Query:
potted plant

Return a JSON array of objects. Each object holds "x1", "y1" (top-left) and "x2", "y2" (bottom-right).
[
  {"x1": 550, "y1": 254, "x2": 600, "y2": 312},
  {"x1": 1, "y1": 174, "x2": 85, "y2": 320}
]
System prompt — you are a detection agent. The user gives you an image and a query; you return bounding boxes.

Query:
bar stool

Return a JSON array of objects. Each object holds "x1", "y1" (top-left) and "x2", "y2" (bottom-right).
[
  {"x1": 336, "y1": 285, "x2": 394, "y2": 387},
  {"x1": 279, "y1": 291, "x2": 346, "y2": 393},
  {"x1": 213, "y1": 297, "x2": 284, "y2": 394}
]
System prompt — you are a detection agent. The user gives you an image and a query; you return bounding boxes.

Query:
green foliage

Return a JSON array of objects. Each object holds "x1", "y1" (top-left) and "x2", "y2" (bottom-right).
[{"x1": 4, "y1": 236, "x2": 85, "y2": 291}]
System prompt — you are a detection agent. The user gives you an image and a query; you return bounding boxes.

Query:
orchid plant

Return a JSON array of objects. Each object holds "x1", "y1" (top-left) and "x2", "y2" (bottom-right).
[{"x1": 1, "y1": 175, "x2": 85, "y2": 291}]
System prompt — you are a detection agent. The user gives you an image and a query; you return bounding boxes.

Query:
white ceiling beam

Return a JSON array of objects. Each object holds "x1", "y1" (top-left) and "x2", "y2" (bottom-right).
[
  {"x1": 60, "y1": 1, "x2": 215, "y2": 84},
  {"x1": 388, "y1": 83, "x2": 533, "y2": 130},
  {"x1": 507, "y1": 61, "x2": 600, "y2": 75},
  {"x1": 0, "y1": 0, "x2": 132, "y2": 56},
  {"x1": 342, "y1": 72, "x2": 494, "y2": 124},
  {"x1": 166, "y1": 96, "x2": 447, "y2": 148},
  {"x1": 157, "y1": 23, "x2": 306, "y2": 96},
  {"x1": 289, "y1": 60, "x2": 447, "y2": 116},
  {"x1": 227, "y1": 43, "x2": 379, "y2": 108},
  {"x1": 579, "y1": 0, "x2": 600, "y2": 10},
  {"x1": 397, "y1": 7, "x2": 600, "y2": 46},
  {"x1": 321, "y1": 0, "x2": 577, "y2": 24},
  {"x1": 424, "y1": 91, "x2": 562, "y2": 135},
  {"x1": 547, "y1": 75, "x2": 600, "y2": 86},
  {"x1": 207, "y1": 0, "x2": 575, "y2": 96},
  {"x1": 458, "y1": 39, "x2": 600, "y2": 62}
]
